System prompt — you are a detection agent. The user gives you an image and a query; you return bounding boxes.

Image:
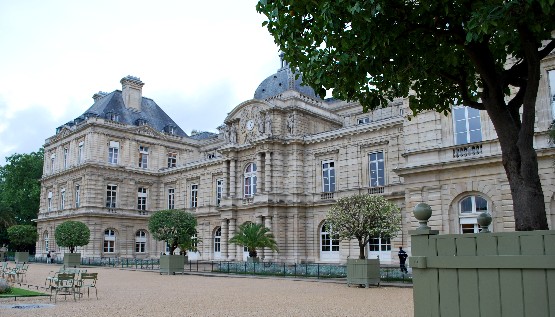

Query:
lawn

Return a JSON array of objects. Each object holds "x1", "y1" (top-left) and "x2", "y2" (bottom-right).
[{"x1": 0, "y1": 287, "x2": 49, "y2": 298}]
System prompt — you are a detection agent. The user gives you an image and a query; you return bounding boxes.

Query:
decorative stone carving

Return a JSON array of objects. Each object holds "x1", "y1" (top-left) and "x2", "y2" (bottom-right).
[
  {"x1": 287, "y1": 113, "x2": 295, "y2": 134},
  {"x1": 265, "y1": 113, "x2": 272, "y2": 136}
]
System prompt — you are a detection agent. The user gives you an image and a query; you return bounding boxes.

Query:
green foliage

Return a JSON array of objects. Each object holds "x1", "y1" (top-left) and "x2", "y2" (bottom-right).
[
  {"x1": 7, "y1": 224, "x2": 38, "y2": 252},
  {"x1": 54, "y1": 221, "x2": 90, "y2": 253},
  {"x1": 228, "y1": 222, "x2": 278, "y2": 258},
  {"x1": 148, "y1": 209, "x2": 197, "y2": 255},
  {"x1": 178, "y1": 233, "x2": 200, "y2": 255},
  {"x1": 0, "y1": 149, "x2": 44, "y2": 226},
  {"x1": 326, "y1": 194, "x2": 401, "y2": 259},
  {"x1": 0, "y1": 278, "x2": 10, "y2": 294}
]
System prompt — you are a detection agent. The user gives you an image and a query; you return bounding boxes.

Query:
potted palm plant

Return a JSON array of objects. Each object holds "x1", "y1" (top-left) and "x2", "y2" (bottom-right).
[
  {"x1": 326, "y1": 194, "x2": 401, "y2": 288},
  {"x1": 55, "y1": 220, "x2": 90, "y2": 268},
  {"x1": 229, "y1": 222, "x2": 278, "y2": 262},
  {"x1": 148, "y1": 209, "x2": 197, "y2": 275},
  {"x1": 7, "y1": 224, "x2": 38, "y2": 263}
]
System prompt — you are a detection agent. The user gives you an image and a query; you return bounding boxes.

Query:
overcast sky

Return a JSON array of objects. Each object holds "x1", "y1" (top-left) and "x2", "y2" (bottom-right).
[{"x1": 0, "y1": 1, "x2": 280, "y2": 165}]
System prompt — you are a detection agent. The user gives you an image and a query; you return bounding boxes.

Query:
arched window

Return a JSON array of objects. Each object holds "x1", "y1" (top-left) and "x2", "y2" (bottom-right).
[
  {"x1": 459, "y1": 195, "x2": 489, "y2": 233},
  {"x1": 104, "y1": 229, "x2": 116, "y2": 253},
  {"x1": 135, "y1": 230, "x2": 147, "y2": 253},
  {"x1": 44, "y1": 232, "x2": 50, "y2": 252},
  {"x1": 214, "y1": 228, "x2": 221, "y2": 259},
  {"x1": 244, "y1": 163, "x2": 257, "y2": 197},
  {"x1": 320, "y1": 222, "x2": 339, "y2": 261}
]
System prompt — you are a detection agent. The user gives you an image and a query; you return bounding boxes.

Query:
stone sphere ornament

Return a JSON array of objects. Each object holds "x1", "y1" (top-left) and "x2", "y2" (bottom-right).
[
  {"x1": 413, "y1": 203, "x2": 432, "y2": 230},
  {"x1": 477, "y1": 212, "x2": 493, "y2": 233}
]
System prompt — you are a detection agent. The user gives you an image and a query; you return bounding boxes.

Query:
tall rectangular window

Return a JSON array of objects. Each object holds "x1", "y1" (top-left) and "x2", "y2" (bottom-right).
[
  {"x1": 369, "y1": 151, "x2": 385, "y2": 187},
  {"x1": 190, "y1": 184, "x2": 198, "y2": 208},
  {"x1": 137, "y1": 187, "x2": 147, "y2": 210},
  {"x1": 322, "y1": 161, "x2": 336, "y2": 192},
  {"x1": 75, "y1": 185, "x2": 80, "y2": 208},
  {"x1": 108, "y1": 141, "x2": 119, "y2": 164},
  {"x1": 78, "y1": 141, "x2": 84, "y2": 164},
  {"x1": 167, "y1": 152, "x2": 177, "y2": 168},
  {"x1": 139, "y1": 146, "x2": 149, "y2": 169},
  {"x1": 549, "y1": 70, "x2": 555, "y2": 120},
  {"x1": 106, "y1": 185, "x2": 117, "y2": 208},
  {"x1": 60, "y1": 189, "x2": 66, "y2": 209},
  {"x1": 63, "y1": 148, "x2": 68, "y2": 169},
  {"x1": 168, "y1": 188, "x2": 175, "y2": 209},
  {"x1": 47, "y1": 192, "x2": 52, "y2": 212},
  {"x1": 216, "y1": 179, "x2": 223, "y2": 207},
  {"x1": 50, "y1": 154, "x2": 56, "y2": 173},
  {"x1": 453, "y1": 106, "x2": 482, "y2": 145}
]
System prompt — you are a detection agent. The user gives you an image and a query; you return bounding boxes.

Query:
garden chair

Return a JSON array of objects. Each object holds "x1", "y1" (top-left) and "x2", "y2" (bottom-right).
[
  {"x1": 75, "y1": 272, "x2": 98, "y2": 299},
  {"x1": 45, "y1": 266, "x2": 66, "y2": 288},
  {"x1": 14, "y1": 263, "x2": 29, "y2": 283},
  {"x1": 50, "y1": 273, "x2": 76, "y2": 303}
]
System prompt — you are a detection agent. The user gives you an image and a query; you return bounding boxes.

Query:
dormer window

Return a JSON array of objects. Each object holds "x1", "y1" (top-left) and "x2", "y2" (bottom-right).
[
  {"x1": 136, "y1": 119, "x2": 148, "y2": 126},
  {"x1": 357, "y1": 117, "x2": 370, "y2": 125},
  {"x1": 106, "y1": 112, "x2": 120, "y2": 122},
  {"x1": 165, "y1": 125, "x2": 176, "y2": 135}
]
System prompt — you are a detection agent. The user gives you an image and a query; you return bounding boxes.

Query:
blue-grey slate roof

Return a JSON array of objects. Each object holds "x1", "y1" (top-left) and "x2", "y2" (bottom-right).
[
  {"x1": 77, "y1": 90, "x2": 188, "y2": 137},
  {"x1": 254, "y1": 66, "x2": 319, "y2": 100}
]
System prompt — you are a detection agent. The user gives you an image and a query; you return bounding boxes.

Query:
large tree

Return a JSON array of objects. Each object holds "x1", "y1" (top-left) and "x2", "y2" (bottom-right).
[
  {"x1": 148, "y1": 209, "x2": 197, "y2": 255},
  {"x1": 326, "y1": 194, "x2": 401, "y2": 259},
  {"x1": 0, "y1": 149, "x2": 44, "y2": 225},
  {"x1": 257, "y1": 1, "x2": 555, "y2": 230}
]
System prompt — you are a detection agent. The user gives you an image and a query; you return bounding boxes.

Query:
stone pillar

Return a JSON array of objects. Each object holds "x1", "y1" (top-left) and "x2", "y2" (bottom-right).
[
  {"x1": 222, "y1": 160, "x2": 229, "y2": 198},
  {"x1": 264, "y1": 217, "x2": 273, "y2": 260},
  {"x1": 265, "y1": 152, "x2": 272, "y2": 193},
  {"x1": 229, "y1": 160, "x2": 236, "y2": 198},
  {"x1": 221, "y1": 219, "x2": 229, "y2": 259},
  {"x1": 228, "y1": 218, "x2": 236, "y2": 260},
  {"x1": 256, "y1": 153, "x2": 263, "y2": 194},
  {"x1": 256, "y1": 216, "x2": 264, "y2": 259}
]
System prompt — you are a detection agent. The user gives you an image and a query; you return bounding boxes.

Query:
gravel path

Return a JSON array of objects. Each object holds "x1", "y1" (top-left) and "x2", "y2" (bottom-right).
[{"x1": 0, "y1": 263, "x2": 414, "y2": 317}]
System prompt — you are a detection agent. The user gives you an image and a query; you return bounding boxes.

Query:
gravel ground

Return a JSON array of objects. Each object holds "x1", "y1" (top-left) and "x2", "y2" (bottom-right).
[{"x1": 0, "y1": 263, "x2": 414, "y2": 317}]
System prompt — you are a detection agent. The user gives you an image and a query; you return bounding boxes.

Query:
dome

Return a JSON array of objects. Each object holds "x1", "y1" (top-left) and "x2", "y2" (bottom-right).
[{"x1": 254, "y1": 58, "x2": 319, "y2": 100}]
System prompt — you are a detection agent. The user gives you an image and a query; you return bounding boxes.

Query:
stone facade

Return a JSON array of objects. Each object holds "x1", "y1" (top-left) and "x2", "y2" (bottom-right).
[{"x1": 36, "y1": 57, "x2": 555, "y2": 264}]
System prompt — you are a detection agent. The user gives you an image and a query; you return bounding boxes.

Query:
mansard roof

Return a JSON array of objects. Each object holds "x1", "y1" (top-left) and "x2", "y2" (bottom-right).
[{"x1": 80, "y1": 90, "x2": 188, "y2": 137}]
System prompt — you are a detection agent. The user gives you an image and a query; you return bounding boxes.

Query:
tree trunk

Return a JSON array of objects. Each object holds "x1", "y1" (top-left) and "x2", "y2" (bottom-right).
[
  {"x1": 358, "y1": 238, "x2": 366, "y2": 259},
  {"x1": 466, "y1": 32, "x2": 549, "y2": 231}
]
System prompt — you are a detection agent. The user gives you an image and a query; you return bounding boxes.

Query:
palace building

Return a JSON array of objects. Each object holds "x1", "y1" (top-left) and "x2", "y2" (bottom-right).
[{"x1": 35, "y1": 56, "x2": 555, "y2": 263}]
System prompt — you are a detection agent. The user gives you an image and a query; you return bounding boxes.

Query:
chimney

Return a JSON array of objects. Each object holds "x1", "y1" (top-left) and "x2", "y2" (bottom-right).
[
  {"x1": 120, "y1": 75, "x2": 144, "y2": 111},
  {"x1": 92, "y1": 91, "x2": 108, "y2": 102}
]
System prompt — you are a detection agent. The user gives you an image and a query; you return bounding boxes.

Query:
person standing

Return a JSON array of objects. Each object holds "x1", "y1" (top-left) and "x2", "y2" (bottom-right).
[
  {"x1": 46, "y1": 251, "x2": 51, "y2": 264},
  {"x1": 398, "y1": 247, "x2": 408, "y2": 273}
]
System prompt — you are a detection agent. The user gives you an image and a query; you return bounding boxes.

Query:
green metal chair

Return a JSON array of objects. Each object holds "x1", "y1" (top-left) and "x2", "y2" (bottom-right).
[
  {"x1": 75, "y1": 272, "x2": 98, "y2": 299},
  {"x1": 50, "y1": 273, "x2": 76, "y2": 303}
]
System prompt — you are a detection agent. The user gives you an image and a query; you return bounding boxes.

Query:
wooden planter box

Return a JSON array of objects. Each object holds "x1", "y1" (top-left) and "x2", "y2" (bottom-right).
[
  {"x1": 160, "y1": 254, "x2": 185, "y2": 275},
  {"x1": 347, "y1": 258, "x2": 380, "y2": 288},
  {"x1": 63, "y1": 253, "x2": 81, "y2": 268},
  {"x1": 14, "y1": 251, "x2": 29, "y2": 263}
]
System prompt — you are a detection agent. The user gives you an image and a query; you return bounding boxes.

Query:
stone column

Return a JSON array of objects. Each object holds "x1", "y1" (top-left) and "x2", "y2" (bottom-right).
[
  {"x1": 228, "y1": 218, "x2": 236, "y2": 260},
  {"x1": 256, "y1": 216, "x2": 264, "y2": 259},
  {"x1": 221, "y1": 219, "x2": 229, "y2": 259},
  {"x1": 222, "y1": 160, "x2": 229, "y2": 198},
  {"x1": 256, "y1": 153, "x2": 263, "y2": 194},
  {"x1": 264, "y1": 217, "x2": 273, "y2": 260},
  {"x1": 229, "y1": 160, "x2": 236, "y2": 198},
  {"x1": 265, "y1": 152, "x2": 272, "y2": 193}
]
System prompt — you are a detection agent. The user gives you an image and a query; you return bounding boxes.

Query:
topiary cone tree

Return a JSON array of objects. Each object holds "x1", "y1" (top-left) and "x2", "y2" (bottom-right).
[
  {"x1": 229, "y1": 222, "x2": 278, "y2": 258},
  {"x1": 7, "y1": 224, "x2": 38, "y2": 252},
  {"x1": 148, "y1": 209, "x2": 197, "y2": 255},
  {"x1": 326, "y1": 194, "x2": 401, "y2": 259},
  {"x1": 55, "y1": 221, "x2": 90, "y2": 253}
]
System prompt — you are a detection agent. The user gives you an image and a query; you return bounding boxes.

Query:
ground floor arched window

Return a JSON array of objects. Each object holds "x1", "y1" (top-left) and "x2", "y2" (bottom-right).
[
  {"x1": 320, "y1": 222, "x2": 339, "y2": 261},
  {"x1": 104, "y1": 229, "x2": 116, "y2": 253},
  {"x1": 135, "y1": 230, "x2": 146, "y2": 253},
  {"x1": 459, "y1": 195, "x2": 489, "y2": 233},
  {"x1": 214, "y1": 228, "x2": 221, "y2": 259},
  {"x1": 368, "y1": 236, "x2": 391, "y2": 261}
]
